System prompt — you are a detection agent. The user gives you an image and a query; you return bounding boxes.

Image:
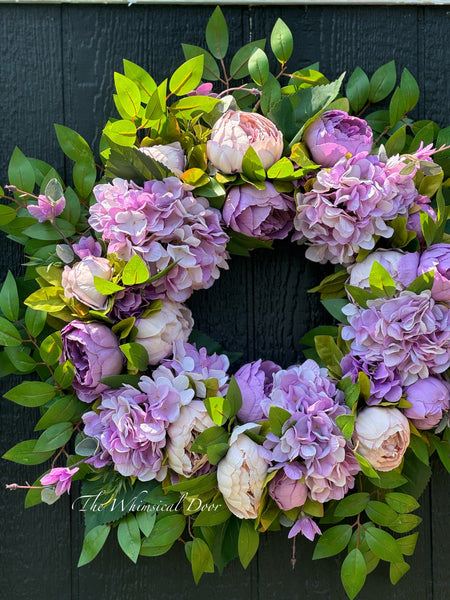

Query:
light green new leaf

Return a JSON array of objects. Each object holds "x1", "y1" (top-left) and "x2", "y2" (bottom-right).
[
  {"x1": 270, "y1": 19, "x2": 293, "y2": 64},
  {"x1": 93, "y1": 276, "x2": 124, "y2": 295},
  {"x1": 169, "y1": 56, "x2": 204, "y2": 96},
  {"x1": 182, "y1": 44, "x2": 220, "y2": 81},
  {"x1": 122, "y1": 254, "x2": 150, "y2": 285},
  {"x1": 114, "y1": 72, "x2": 141, "y2": 118}
]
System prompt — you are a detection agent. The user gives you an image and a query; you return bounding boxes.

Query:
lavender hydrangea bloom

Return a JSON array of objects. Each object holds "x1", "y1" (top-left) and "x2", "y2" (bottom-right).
[
  {"x1": 342, "y1": 291, "x2": 450, "y2": 386},
  {"x1": 60, "y1": 320, "x2": 123, "y2": 402},
  {"x1": 260, "y1": 360, "x2": 360, "y2": 503},
  {"x1": 293, "y1": 152, "x2": 424, "y2": 265},
  {"x1": 303, "y1": 110, "x2": 373, "y2": 167},
  {"x1": 223, "y1": 183, "x2": 296, "y2": 241},
  {"x1": 89, "y1": 177, "x2": 229, "y2": 302},
  {"x1": 341, "y1": 353, "x2": 403, "y2": 405},
  {"x1": 163, "y1": 341, "x2": 230, "y2": 397},
  {"x1": 82, "y1": 372, "x2": 194, "y2": 481},
  {"x1": 73, "y1": 236, "x2": 102, "y2": 259}
]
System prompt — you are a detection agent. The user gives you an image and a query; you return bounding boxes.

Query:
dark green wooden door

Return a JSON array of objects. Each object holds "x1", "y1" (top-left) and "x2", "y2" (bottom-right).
[{"x1": 1, "y1": 4, "x2": 448, "y2": 599}]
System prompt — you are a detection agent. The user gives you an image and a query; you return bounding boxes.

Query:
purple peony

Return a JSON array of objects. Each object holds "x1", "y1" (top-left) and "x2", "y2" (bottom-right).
[
  {"x1": 403, "y1": 376, "x2": 450, "y2": 430},
  {"x1": 61, "y1": 320, "x2": 123, "y2": 402},
  {"x1": 342, "y1": 291, "x2": 450, "y2": 386},
  {"x1": 268, "y1": 468, "x2": 308, "y2": 511},
  {"x1": 293, "y1": 152, "x2": 424, "y2": 265},
  {"x1": 417, "y1": 244, "x2": 450, "y2": 303},
  {"x1": 235, "y1": 359, "x2": 280, "y2": 423},
  {"x1": 89, "y1": 177, "x2": 229, "y2": 302},
  {"x1": 260, "y1": 360, "x2": 360, "y2": 503},
  {"x1": 111, "y1": 285, "x2": 163, "y2": 320},
  {"x1": 82, "y1": 372, "x2": 194, "y2": 481},
  {"x1": 222, "y1": 183, "x2": 295, "y2": 241},
  {"x1": 303, "y1": 110, "x2": 373, "y2": 167}
]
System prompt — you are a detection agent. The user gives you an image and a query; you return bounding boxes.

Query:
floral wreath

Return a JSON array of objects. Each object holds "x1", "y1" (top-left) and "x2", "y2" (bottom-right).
[{"x1": 2, "y1": 7, "x2": 449, "y2": 599}]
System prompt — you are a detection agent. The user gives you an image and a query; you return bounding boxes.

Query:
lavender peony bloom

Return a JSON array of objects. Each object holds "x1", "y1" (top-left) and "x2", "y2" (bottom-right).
[
  {"x1": 140, "y1": 142, "x2": 186, "y2": 176},
  {"x1": 341, "y1": 353, "x2": 403, "y2": 405},
  {"x1": 217, "y1": 432, "x2": 269, "y2": 519},
  {"x1": 353, "y1": 407, "x2": 410, "y2": 471},
  {"x1": 303, "y1": 110, "x2": 373, "y2": 167},
  {"x1": 28, "y1": 194, "x2": 65, "y2": 223},
  {"x1": 268, "y1": 468, "x2": 308, "y2": 511},
  {"x1": 163, "y1": 341, "x2": 230, "y2": 397},
  {"x1": 260, "y1": 360, "x2": 360, "y2": 503},
  {"x1": 62, "y1": 256, "x2": 113, "y2": 310},
  {"x1": 235, "y1": 359, "x2": 280, "y2": 423},
  {"x1": 89, "y1": 178, "x2": 229, "y2": 302},
  {"x1": 83, "y1": 373, "x2": 194, "y2": 481},
  {"x1": 403, "y1": 377, "x2": 450, "y2": 430},
  {"x1": 417, "y1": 244, "x2": 450, "y2": 303},
  {"x1": 166, "y1": 400, "x2": 216, "y2": 477},
  {"x1": 342, "y1": 291, "x2": 450, "y2": 386},
  {"x1": 61, "y1": 320, "x2": 123, "y2": 402},
  {"x1": 111, "y1": 286, "x2": 163, "y2": 320},
  {"x1": 134, "y1": 300, "x2": 193, "y2": 365},
  {"x1": 207, "y1": 110, "x2": 283, "y2": 173},
  {"x1": 40, "y1": 467, "x2": 79, "y2": 496},
  {"x1": 223, "y1": 183, "x2": 296, "y2": 240},
  {"x1": 293, "y1": 152, "x2": 423, "y2": 265}
]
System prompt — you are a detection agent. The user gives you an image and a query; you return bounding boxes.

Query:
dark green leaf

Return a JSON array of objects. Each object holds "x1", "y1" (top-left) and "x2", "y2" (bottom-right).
[
  {"x1": 135, "y1": 511, "x2": 156, "y2": 538},
  {"x1": 140, "y1": 514, "x2": 185, "y2": 555},
  {"x1": 335, "y1": 493, "x2": 370, "y2": 518},
  {"x1": 230, "y1": 40, "x2": 266, "y2": 80},
  {"x1": 368, "y1": 61, "x2": 396, "y2": 103},
  {"x1": 365, "y1": 501, "x2": 398, "y2": 527},
  {"x1": 182, "y1": 44, "x2": 220, "y2": 81},
  {"x1": 190, "y1": 426, "x2": 229, "y2": 454},
  {"x1": 78, "y1": 525, "x2": 111, "y2": 567},
  {"x1": 205, "y1": 6, "x2": 228, "y2": 60},
  {"x1": 365, "y1": 527, "x2": 403, "y2": 562},
  {"x1": 385, "y1": 125, "x2": 407, "y2": 156},
  {"x1": 25, "y1": 307, "x2": 47, "y2": 337},
  {"x1": 341, "y1": 548, "x2": 367, "y2": 600},
  {"x1": 313, "y1": 524, "x2": 352, "y2": 559},
  {"x1": 117, "y1": 513, "x2": 141, "y2": 563},
  {"x1": 8, "y1": 147, "x2": 35, "y2": 193},
  {"x1": 0, "y1": 317, "x2": 22, "y2": 346},
  {"x1": 346, "y1": 67, "x2": 370, "y2": 113},
  {"x1": 389, "y1": 88, "x2": 407, "y2": 127},
  {"x1": 320, "y1": 298, "x2": 349, "y2": 324},
  {"x1": 4, "y1": 348, "x2": 36, "y2": 373},
  {"x1": 226, "y1": 375, "x2": 242, "y2": 416},
  {"x1": 4, "y1": 381, "x2": 55, "y2": 407},
  {"x1": 400, "y1": 68, "x2": 419, "y2": 112},
  {"x1": 238, "y1": 519, "x2": 259, "y2": 568},
  {"x1": 55, "y1": 124, "x2": 92, "y2": 163},
  {"x1": 35, "y1": 394, "x2": 85, "y2": 430},
  {"x1": 0, "y1": 271, "x2": 19, "y2": 321},
  {"x1": 3, "y1": 439, "x2": 54, "y2": 465},
  {"x1": 34, "y1": 422, "x2": 73, "y2": 452}
]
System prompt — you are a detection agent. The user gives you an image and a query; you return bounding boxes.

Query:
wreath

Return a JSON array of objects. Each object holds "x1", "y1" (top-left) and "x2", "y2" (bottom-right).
[{"x1": 2, "y1": 7, "x2": 449, "y2": 599}]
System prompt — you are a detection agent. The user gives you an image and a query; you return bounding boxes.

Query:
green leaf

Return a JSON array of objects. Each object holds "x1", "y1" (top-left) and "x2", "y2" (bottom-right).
[
  {"x1": 241, "y1": 146, "x2": 266, "y2": 182},
  {"x1": 35, "y1": 394, "x2": 85, "y2": 430},
  {"x1": 120, "y1": 342, "x2": 148, "y2": 372},
  {"x1": 122, "y1": 254, "x2": 150, "y2": 285},
  {"x1": 4, "y1": 381, "x2": 56, "y2": 407},
  {"x1": 190, "y1": 537, "x2": 215, "y2": 584},
  {"x1": 270, "y1": 18, "x2": 293, "y2": 64},
  {"x1": 0, "y1": 271, "x2": 19, "y2": 321},
  {"x1": 0, "y1": 204, "x2": 17, "y2": 226},
  {"x1": 99, "y1": 374, "x2": 141, "y2": 389},
  {"x1": 204, "y1": 396, "x2": 231, "y2": 426},
  {"x1": 54, "y1": 124, "x2": 92, "y2": 163},
  {"x1": 406, "y1": 270, "x2": 434, "y2": 295},
  {"x1": 268, "y1": 405, "x2": 291, "y2": 437},
  {"x1": 389, "y1": 88, "x2": 407, "y2": 127},
  {"x1": 335, "y1": 493, "x2": 370, "y2": 518},
  {"x1": 53, "y1": 360, "x2": 75, "y2": 388},
  {"x1": 40, "y1": 332, "x2": 62, "y2": 364},
  {"x1": 354, "y1": 452, "x2": 379, "y2": 478},
  {"x1": 248, "y1": 48, "x2": 269, "y2": 86},
  {"x1": 93, "y1": 276, "x2": 124, "y2": 295},
  {"x1": 229, "y1": 40, "x2": 266, "y2": 79},
  {"x1": 25, "y1": 287, "x2": 66, "y2": 313},
  {"x1": 346, "y1": 67, "x2": 370, "y2": 113},
  {"x1": 2, "y1": 439, "x2": 54, "y2": 465},
  {"x1": 400, "y1": 68, "x2": 419, "y2": 112},
  {"x1": 0, "y1": 317, "x2": 22, "y2": 346},
  {"x1": 114, "y1": 72, "x2": 141, "y2": 118},
  {"x1": 104, "y1": 120, "x2": 137, "y2": 147},
  {"x1": 34, "y1": 422, "x2": 73, "y2": 452},
  {"x1": 205, "y1": 6, "x2": 228, "y2": 60},
  {"x1": 335, "y1": 414, "x2": 356, "y2": 441},
  {"x1": 369, "y1": 260, "x2": 397, "y2": 297},
  {"x1": 389, "y1": 513, "x2": 422, "y2": 534},
  {"x1": 169, "y1": 55, "x2": 204, "y2": 96},
  {"x1": 395, "y1": 532, "x2": 418, "y2": 556},
  {"x1": 144, "y1": 89, "x2": 165, "y2": 122},
  {"x1": 135, "y1": 511, "x2": 156, "y2": 538},
  {"x1": 390, "y1": 560, "x2": 410, "y2": 585},
  {"x1": 368, "y1": 61, "x2": 396, "y2": 103},
  {"x1": 226, "y1": 375, "x2": 242, "y2": 416},
  {"x1": 238, "y1": 519, "x2": 259, "y2": 568},
  {"x1": 365, "y1": 527, "x2": 403, "y2": 562},
  {"x1": 112, "y1": 317, "x2": 136, "y2": 340},
  {"x1": 190, "y1": 426, "x2": 229, "y2": 454},
  {"x1": 313, "y1": 524, "x2": 352, "y2": 559},
  {"x1": 140, "y1": 514, "x2": 186, "y2": 556},
  {"x1": 181, "y1": 44, "x2": 220, "y2": 81},
  {"x1": 78, "y1": 525, "x2": 111, "y2": 567},
  {"x1": 23, "y1": 219, "x2": 75, "y2": 241},
  {"x1": 314, "y1": 335, "x2": 343, "y2": 377},
  {"x1": 117, "y1": 513, "x2": 141, "y2": 563},
  {"x1": 385, "y1": 125, "x2": 407, "y2": 156},
  {"x1": 170, "y1": 95, "x2": 220, "y2": 120},
  {"x1": 408, "y1": 434, "x2": 430, "y2": 466},
  {"x1": 430, "y1": 435, "x2": 450, "y2": 474},
  {"x1": 73, "y1": 157, "x2": 97, "y2": 199},
  {"x1": 75, "y1": 437, "x2": 99, "y2": 458},
  {"x1": 4, "y1": 347, "x2": 36, "y2": 373},
  {"x1": 341, "y1": 548, "x2": 367, "y2": 600},
  {"x1": 321, "y1": 298, "x2": 349, "y2": 324},
  {"x1": 384, "y1": 493, "x2": 419, "y2": 514},
  {"x1": 365, "y1": 501, "x2": 398, "y2": 527},
  {"x1": 206, "y1": 442, "x2": 229, "y2": 465},
  {"x1": 368, "y1": 470, "x2": 408, "y2": 489},
  {"x1": 123, "y1": 59, "x2": 157, "y2": 102},
  {"x1": 8, "y1": 147, "x2": 35, "y2": 193},
  {"x1": 25, "y1": 307, "x2": 47, "y2": 337},
  {"x1": 193, "y1": 500, "x2": 232, "y2": 527}
]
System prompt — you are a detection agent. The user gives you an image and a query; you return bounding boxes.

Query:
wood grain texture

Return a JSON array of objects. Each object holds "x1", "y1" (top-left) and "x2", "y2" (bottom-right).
[{"x1": 0, "y1": 4, "x2": 448, "y2": 599}]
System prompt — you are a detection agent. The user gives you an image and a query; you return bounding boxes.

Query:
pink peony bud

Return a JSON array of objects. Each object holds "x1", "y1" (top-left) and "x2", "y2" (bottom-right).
[
  {"x1": 140, "y1": 142, "x2": 186, "y2": 176},
  {"x1": 268, "y1": 469, "x2": 308, "y2": 511},
  {"x1": 62, "y1": 256, "x2": 113, "y2": 310},
  {"x1": 207, "y1": 110, "x2": 283, "y2": 174},
  {"x1": 353, "y1": 407, "x2": 410, "y2": 471}
]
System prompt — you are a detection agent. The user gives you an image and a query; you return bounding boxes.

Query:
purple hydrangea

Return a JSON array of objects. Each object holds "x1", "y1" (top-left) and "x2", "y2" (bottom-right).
[
  {"x1": 260, "y1": 360, "x2": 360, "y2": 503},
  {"x1": 342, "y1": 291, "x2": 450, "y2": 386},
  {"x1": 73, "y1": 236, "x2": 102, "y2": 259},
  {"x1": 162, "y1": 341, "x2": 230, "y2": 397},
  {"x1": 82, "y1": 372, "x2": 194, "y2": 481},
  {"x1": 89, "y1": 177, "x2": 229, "y2": 302},
  {"x1": 341, "y1": 353, "x2": 403, "y2": 405},
  {"x1": 293, "y1": 152, "x2": 425, "y2": 265}
]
